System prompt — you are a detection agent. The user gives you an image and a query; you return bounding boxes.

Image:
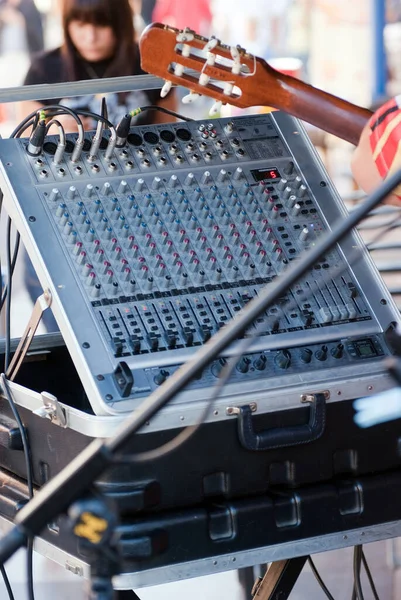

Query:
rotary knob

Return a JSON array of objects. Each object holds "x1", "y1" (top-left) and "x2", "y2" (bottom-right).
[
  {"x1": 274, "y1": 350, "x2": 291, "y2": 369},
  {"x1": 315, "y1": 345, "x2": 328, "y2": 361},
  {"x1": 331, "y1": 343, "x2": 344, "y2": 359},
  {"x1": 236, "y1": 356, "x2": 251, "y2": 373},
  {"x1": 277, "y1": 178, "x2": 289, "y2": 191},
  {"x1": 299, "y1": 348, "x2": 313, "y2": 364},
  {"x1": 211, "y1": 357, "x2": 227, "y2": 378},
  {"x1": 154, "y1": 369, "x2": 169, "y2": 386},
  {"x1": 283, "y1": 161, "x2": 294, "y2": 176},
  {"x1": 151, "y1": 176, "x2": 162, "y2": 190},
  {"x1": 201, "y1": 171, "x2": 212, "y2": 185},
  {"x1": 67, "y1": 186, "x2": 79, "y2": 201},
  {"x1": 254, "y1": 354, "x2": 267, "y2": 371},
  {"x1": 233, "y1": 166, "x2": 244, "y2": 181}
]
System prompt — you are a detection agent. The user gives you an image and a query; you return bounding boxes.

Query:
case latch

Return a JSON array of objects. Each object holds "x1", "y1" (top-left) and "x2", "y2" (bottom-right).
[{"x1": 33, "y1": 391, "x2": 67, "y2": 428}]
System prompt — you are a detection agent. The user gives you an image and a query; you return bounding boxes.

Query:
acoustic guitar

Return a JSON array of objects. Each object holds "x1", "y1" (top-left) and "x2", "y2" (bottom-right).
[{"x1": 139, "y1": 22, "x2": 372, "y2": 146}]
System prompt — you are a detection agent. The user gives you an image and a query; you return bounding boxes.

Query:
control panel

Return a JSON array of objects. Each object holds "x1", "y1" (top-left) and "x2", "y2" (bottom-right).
[{"x1": 0, "y1": 112, "x2": 398, "y2": 416}]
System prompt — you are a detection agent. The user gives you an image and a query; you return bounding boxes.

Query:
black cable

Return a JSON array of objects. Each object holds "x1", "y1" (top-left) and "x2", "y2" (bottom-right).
[
  {"x1": 307, "y1": 556, "x2": 335, "y2": 600},
  {"x1": 9, "y1": 113, "x2": 39, "y2": 139},
  {"x1": 139, "y1": 104, "x2": 194, "y2": 121},
  {"x1": 0, "y1": 564, "x2": 15, "y2": 600},
  {"x1": 0, "y1": 231, "x2": 20, "y2": 314},
  {"x1": 0, "y1": 374, "x2": 35, "y2": 600},
  {"x1": 33, "y1": 104, "x2": 83, "y2": 130},
  {"x1": 361, "y1": 550, "x2": 380, "y2": 600},
  {"x1": 353, "y1": 545, "x2": 365, "y2": 600},
  {"x1": 4, "y1": 218, "x2": 12, "y2": 372},
  {"x1": 26, "y1": 538, "x2": 35, "y2": 600},
  {"x1": 48, "y1": 108, "x2": 114, "y2": 130}
]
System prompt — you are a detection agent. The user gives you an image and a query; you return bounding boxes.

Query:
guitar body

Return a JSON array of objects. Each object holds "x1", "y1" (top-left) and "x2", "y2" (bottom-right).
[{"x1": 140, "y1": 22, "x2": 372, "y2": 146}]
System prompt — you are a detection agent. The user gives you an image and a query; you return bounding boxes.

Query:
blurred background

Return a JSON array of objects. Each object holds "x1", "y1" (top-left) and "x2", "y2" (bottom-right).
[
  {"x1": 2, "y1": 1, "x2": 401, "y2": 598},
  {"x1": 1, "y1": 0, "x2": 399, "y2": 337}
]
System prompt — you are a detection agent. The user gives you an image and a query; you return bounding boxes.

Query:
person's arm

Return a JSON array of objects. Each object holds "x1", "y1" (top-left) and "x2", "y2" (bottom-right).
[
  {"x1": 151, "y1": 88, "x2": 177, "y2": 123},
  {"x1": 351, "y1": 96, "x2": 401, "y2": 207}
]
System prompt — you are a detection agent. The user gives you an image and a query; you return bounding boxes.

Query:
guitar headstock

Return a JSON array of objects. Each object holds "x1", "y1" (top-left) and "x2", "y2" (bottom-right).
[{"x1": 139, "y1": 22, "x2": 284, "y2": 114}]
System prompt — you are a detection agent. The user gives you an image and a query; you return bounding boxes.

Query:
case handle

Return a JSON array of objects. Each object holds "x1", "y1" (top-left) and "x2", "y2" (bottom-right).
[{"x1": 235, "y1": 393, "x2": 327, "y2": 451}]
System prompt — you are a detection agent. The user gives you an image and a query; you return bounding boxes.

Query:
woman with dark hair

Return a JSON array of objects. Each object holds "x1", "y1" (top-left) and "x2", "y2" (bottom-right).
[
  {"x1": 21, "y1": 0, "x2": 176, "y2": 332},
  {"x1": 22, "y1": 0, "x2": 175, "y2": 127}
]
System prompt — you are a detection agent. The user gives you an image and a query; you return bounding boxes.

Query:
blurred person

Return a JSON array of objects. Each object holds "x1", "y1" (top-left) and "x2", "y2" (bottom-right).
[
  {"x1": 351, "y1": 96, "x2": 401, "y2": 207},
  {"x1": 0, "y1": 0, "x2": 44, "y2": 56},
  {"x1": 21, "y1": 0, "x2": 177, "y2": 331},
  {"x1": 152, "y1": 0, "x2": 212, "y2": 36},
  {"x1": 22, "y1": 0, "x2": 176, "y2": 129}
]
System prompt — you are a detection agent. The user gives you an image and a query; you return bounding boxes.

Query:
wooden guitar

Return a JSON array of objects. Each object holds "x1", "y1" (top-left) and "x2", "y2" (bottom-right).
[{"x1": 140, "y1": 22, "x2": 372, "y2": 146}]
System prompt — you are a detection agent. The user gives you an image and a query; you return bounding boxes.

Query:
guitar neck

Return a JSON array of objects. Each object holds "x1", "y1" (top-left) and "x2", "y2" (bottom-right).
[
  {"x1": 264, "y1": 72, "x2": 372, "y2": 146},
  {"x1": 139, "y1": 23, "x2": 372, "y2": 146}
]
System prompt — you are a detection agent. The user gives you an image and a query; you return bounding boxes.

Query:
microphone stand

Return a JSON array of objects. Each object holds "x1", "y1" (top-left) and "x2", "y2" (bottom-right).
[{"x1": 1, "y1": 169, "x2": 401, "y2": 579}]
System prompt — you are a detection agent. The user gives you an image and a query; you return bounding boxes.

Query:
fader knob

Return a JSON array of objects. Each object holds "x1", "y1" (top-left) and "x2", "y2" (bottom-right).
[
  {"x1": 274, "y1": 350, "x2": 291, "y2": 369},
  {"x1": 128, "y1": 335, "x2": 141, "y2": 354},
  {"x1": 199, "y1": 325, "x2": 211, "y2": 342},
  {"x1": 182, "y1": 328, "x2": 194, "y2": 346}
]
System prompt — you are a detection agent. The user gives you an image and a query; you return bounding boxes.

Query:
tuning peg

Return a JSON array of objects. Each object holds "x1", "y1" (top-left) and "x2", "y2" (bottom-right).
[
  {"x1": 223, "y1": 82, "x2": 234, "y2": 95},
  {"x1": 182, "y1": 92, "x2": 202, "y2": 104},
  {"x1": 230, "y1": 45, "x2": 243, "y2": 63},
  {"x1": 203, "y1": 36, "x2": 219, "y2": 52},
  {"x1": 176, "y1": 28, "x2": 195, "y2": 43},
  {"x1": 161, "y1": 80, "x2": 173, "y2": 98},
  {"x1": 199, "y1": 72, "x2": 210, "y2": 86},
  {"x1": 209, "y1": 101, "x2": 222, "y2": 116},
  {"x1": 174, "y1": 63, "x2": 185, "y2": 76},
  {"x1": 206, "y1": 52, "x2": 216, "y2": 66}
]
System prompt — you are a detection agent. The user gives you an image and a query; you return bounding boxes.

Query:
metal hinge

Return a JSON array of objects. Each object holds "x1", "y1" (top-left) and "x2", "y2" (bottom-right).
[{"x1": 33, "y1": 391, "x2": 67, "y2": 428}]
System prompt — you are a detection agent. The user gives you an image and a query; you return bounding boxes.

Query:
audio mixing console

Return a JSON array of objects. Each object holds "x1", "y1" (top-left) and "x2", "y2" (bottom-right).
[{"x1": 0, "y1": 112, "x2": 399, "y2": 416}]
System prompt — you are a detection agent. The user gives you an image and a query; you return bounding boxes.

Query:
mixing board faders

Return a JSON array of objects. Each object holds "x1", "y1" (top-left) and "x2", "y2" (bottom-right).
[{"x1": 0, "y1": 112, "x2": 398, "y2": 416}]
